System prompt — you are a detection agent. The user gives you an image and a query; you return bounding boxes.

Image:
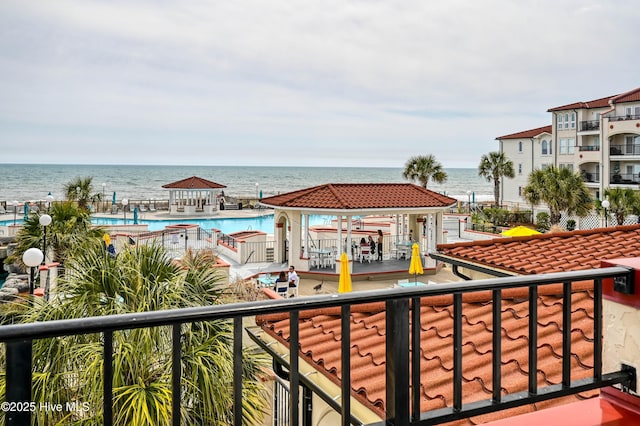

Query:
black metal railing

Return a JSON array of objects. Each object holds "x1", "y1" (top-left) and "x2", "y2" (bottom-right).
[
  {"x1": 0, "y1": 267, "x2": 636, "y2": 425},
  {"x1": 609, "y1": 113, "x2": 640, "y2": 122},
  {"x1": 579, "y1": 120, "x2": 600, "y2": 131},
  {"x1": 610, "y1": 144, "x2": 640, "y2": 156},
  {"x1": 610, "y1": 173, "x2": 640, "y2": 184},
  {"x1": 578, "y1": 144, "x2": 600, "y2": 152}
]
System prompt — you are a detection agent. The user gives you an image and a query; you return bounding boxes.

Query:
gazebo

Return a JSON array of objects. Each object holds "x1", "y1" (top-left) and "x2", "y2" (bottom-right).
[
  {"x1": 259, "y1": 183, "x2": 457, "y2": 273},
  {"x1": 162, "y1": 176, "x2": 226, "y2": 216}
]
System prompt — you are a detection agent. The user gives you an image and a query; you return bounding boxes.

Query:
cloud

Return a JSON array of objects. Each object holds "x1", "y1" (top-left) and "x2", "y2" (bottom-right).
[{"x1": 0, "y1": 0, "x2": 639, "y2": 168}]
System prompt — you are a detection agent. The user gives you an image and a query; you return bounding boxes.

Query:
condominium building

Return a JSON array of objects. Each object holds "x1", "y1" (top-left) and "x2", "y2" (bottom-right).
[{"x1": 498, "y1": 87, "x2": 640, "y2": 207}]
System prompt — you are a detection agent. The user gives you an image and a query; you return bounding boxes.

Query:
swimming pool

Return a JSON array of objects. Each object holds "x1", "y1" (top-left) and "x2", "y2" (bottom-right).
[{"x1": 1, "y1": 214, "x2": 335, "y2": 234}]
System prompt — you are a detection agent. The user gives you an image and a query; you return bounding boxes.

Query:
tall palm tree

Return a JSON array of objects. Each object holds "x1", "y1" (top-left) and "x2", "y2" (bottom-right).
[
  {"x1": 402, "y1": 154, "x2": 448, "y2": 189},
  {"x1": 478, "y1": 151, "x2": 515, "y2": 206},
  {"x1": 523, "y1": 166, "x2": 593, "y2": 225},
  {"x1": 603, "y1": 187, "x2": 640, "y2": 226},
  {"x1": 64, "y1": 176, "x2": 102, "y2": 210},
  {"x1": 7, "y1": 243, "x2": 269, "y2": 425},
  {"x1": 5, "y1": 200, "x2": 104, "y2": 268}
]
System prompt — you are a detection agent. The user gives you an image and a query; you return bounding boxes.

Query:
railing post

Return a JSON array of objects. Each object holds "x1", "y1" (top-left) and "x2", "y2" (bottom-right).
[
  {"x1": 6, "y1": 339, "x2": 33, "y2": 425},
  {"x1": 386, "y1": 298, "x2": 410, "y2": 425}
]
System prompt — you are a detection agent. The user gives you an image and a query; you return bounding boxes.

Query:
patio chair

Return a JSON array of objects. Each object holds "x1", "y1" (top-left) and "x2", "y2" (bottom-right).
[
  {"x1": 149, "y1": 205, "x2": 157, "y2": 212},
  {"x1": 288, "y1": 277, "x2": 300, "y2": 298},
  {"x1": 139, "y1": 205, "x2": 148, "y2": 212},
  {"x1": 274, "y1": 280, "x2": 289, "y2": 298},
  {"x1": 359, "y1": 245, "x2": 372, "y2": 263},
  {"x1": 0, "y1": 205, "x2": 6, "y2": 214}
]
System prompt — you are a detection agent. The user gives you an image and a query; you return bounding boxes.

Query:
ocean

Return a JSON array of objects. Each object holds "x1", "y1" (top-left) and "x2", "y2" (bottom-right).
[{"x1": 0, "y1": 164, "x2": 493, "y2": 204}]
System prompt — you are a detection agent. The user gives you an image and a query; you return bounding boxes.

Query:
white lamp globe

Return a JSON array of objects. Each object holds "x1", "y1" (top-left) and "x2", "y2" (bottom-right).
[
  {"x1": 602, "y1": 200, "x2": 610, "y2": 209},
  {"x1": 122, "y1": 198, "x2": 129, "y2": 206},
  {"x1": 23, "y1": 247, "x2": 44, "y2": 267},
  {"x1": 39, "y1": 214, "x2": 52, "y2": 227}
]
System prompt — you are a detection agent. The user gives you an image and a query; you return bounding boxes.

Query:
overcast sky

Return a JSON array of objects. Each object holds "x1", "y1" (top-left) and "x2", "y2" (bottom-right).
[{"x1": 1, "y1": 1, "x2": 638, "y2": 168}]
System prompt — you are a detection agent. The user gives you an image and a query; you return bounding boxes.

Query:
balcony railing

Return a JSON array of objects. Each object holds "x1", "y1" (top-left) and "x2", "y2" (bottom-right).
[
  {"x1": 0, "y1": 267, "x2": 636, "y2": 426},
  {"x1": 611, "y1": 173, "x2": 640, "y2": 185},
  {"x1": 579, "y1": 145, "x2": 600, "y2": 152},
  {"x1": 610, "y1": 144, "x2": 640, "y2": 156},
  {"x1": 609, "y1": 113, "x2": 640, "y2": 122},
  {"x1": 580, "y1": 120, "x2": 600, "y2": 131},
  {"x1": 581, "y1": 171, "x2": 600, "y2": 183}
]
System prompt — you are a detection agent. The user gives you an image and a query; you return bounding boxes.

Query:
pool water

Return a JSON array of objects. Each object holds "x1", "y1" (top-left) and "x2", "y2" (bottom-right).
[{"x1": 2, "y1": 214, "x2": 335, "y2": 234}]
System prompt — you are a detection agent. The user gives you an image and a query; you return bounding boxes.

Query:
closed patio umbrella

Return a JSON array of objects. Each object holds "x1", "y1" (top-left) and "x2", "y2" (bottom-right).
[
  {"x1": 408, "y1": 243, "x2": 424, "y2": 283},
  {"x1": 23, "y1": 203, "x2": 29, "y2": 221},
  {"x1": 133, "y1": 207, "x2": 139, "y2": 225},
  {"x1": 112, "y1": 192, "x2": 117, "y2": 205},
  {"x1": 338, "y1": 252, "x2": 352, "y2": 293}
]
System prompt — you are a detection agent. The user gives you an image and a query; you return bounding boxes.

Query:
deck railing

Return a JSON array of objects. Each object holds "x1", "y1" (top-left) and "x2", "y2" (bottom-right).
[{"x1": 0, "y1": 267, "x2": 636, "y2": 426}]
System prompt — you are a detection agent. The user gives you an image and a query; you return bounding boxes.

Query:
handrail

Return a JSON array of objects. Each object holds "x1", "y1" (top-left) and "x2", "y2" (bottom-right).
[{"x1": 0, "y1": 266, "x2": 636, "y2": 426}]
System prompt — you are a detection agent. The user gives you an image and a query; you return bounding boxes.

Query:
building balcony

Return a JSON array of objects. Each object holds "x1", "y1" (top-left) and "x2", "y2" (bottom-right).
[
  {"x1": 610, "y1": 144, "x2": 640, "y2": 156},
  {"x1": 1, "y1": 265, "x2": 640, "y2": 425},
  {"x1": 580, "y1": 120, "x2": 600, "y2": 131},
  {"x1": 579, "y1": 145, "x2": 601, "y2": 152},
  {"x1": 609, "y1": 113, "x2": 640, "y2": 122},
  {"x1": 611, "y1": 173, "x2": 640, "y2": 185}
]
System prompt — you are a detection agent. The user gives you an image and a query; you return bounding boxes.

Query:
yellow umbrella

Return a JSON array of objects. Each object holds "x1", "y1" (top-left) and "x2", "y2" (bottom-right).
[
  {"x1": 500, "y1": 226, "x2": 541, "y2": 237},
  {"x1": 408, "y1": 243, "x2": 424, "y2": 282},
  {"x1": 338, "y1": 252, "x2": 352, "y2": 293}
]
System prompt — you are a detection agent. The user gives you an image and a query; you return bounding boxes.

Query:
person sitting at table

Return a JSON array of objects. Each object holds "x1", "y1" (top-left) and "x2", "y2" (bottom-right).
[
  {"x1": 273, "y1": 271, "x2": 287, "y2": 291},
  {"x1": 368, "y1": 235, "x2": 376, "y2": 254},
  {"x1": 288, "y1": 266, "x2": 299, "y2": 288}
]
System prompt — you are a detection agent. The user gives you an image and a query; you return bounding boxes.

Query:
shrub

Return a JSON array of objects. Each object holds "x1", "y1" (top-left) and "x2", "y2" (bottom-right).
[
  {"x1": 536, "y1": 212, "x2": 550, "y2": 232},
  {"x1": 566, "y1": 219, "x2": 576, "y2": 231}
]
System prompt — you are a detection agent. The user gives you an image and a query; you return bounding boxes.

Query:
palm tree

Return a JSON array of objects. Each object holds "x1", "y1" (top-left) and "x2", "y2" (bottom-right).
[
  {"x1": 478, "y1": 151, "x2": 515, "y2": 206},
  {"x1": 603, "y1": 187, "x2": 640, "y2": 226},
  {"x1": 7, "y1": 243, "x2": 269, "y2": 425},
  {"x1": 402, "y1": 154, "x2": 448, "y2": 188},
  {"x1": 523, "y1": 166, "x2": 593, "y2": 226},
  {"x1": 5, "y1": 200, "x2": 104, "y2": 268},
  {"x1": 64, "y1": 176, "x2": 102, "y2": 210}
]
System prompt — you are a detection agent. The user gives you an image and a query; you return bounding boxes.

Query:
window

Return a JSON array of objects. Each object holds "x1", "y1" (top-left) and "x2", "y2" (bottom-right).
[
  {"x1": 542, "y1": 140, "x2": 548, "y2": 155},
  {"x1": 518, "y1": 141, "x2": 523, "y2": 152},
  {"x1": 549, "y1": 141, "x2": 552, "y2": 154},
  {"x1": 518, "y1": 186, "x2": 522, "y2": 196},
  {"x1": 560, "y1": 163, "x2": 574, "y2": 172},
  {"x1": 570, "y1": 112, "x2": 576, "y2": 129},
  {"x1": 518, "y1": 163, "x2": 522, "y2": 174},
  {"x1": 568, "y1": 138, "x2": 575, "y2": 154},
  {"x1": 557, "y1": 114, "x2": 564, "y2": 129},
  {"x1": 594, "y1": 136, "x2": 600, "y2": 149},
  {"x1": 560, "y1": 138, "x2": 567, "y2": 154},
  {"x1": 564, "y1": 113, "x2": 569, "y2": 129}
]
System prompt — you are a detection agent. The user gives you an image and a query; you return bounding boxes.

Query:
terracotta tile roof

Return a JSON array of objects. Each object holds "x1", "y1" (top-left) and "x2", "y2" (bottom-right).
[
  {"x1": 436, "y1": 225, "x2": 640, "y2": 275},
  {"x1": 255, "y1": 226, "x2": 640, "y2": 424},
  {"x1": 259, "y1": 183, "x2": 457, "y2": 210},
  {"x1": 495, "y1": 125, "x2": 552, "y2": 140},
  {"x1": 257, "y1": 284, "x2": 597, "y2": 424},
  {"x1": 547, "y1": 87, "x2": 640, "y2": 112},
  {"x1": 161, "y1": 176, "x2": 226, "y2": 189}
]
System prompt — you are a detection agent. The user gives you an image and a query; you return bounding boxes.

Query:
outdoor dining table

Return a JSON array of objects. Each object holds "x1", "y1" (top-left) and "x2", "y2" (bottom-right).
[
  {"x1": 309, "y1": 249, "x2": 333, "y2": 268},
  {"x1": 395, "y1": 241, "x2": 413, "y2": 260},
  {"x1": 256, "y1": 275, "x2": 276, "y2": 287}
]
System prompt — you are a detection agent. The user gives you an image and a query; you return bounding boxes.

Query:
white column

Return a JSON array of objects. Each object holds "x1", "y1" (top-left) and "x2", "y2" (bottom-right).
[
  {"x1": 337, "y1": 216, "x2": 343, "y2": 254},
  {"x1": 304, "y1": 214, "x2": 310, "y2": 258},
  {"x1": 346, "y1": 215, "x2": 353, "y2": 260}
]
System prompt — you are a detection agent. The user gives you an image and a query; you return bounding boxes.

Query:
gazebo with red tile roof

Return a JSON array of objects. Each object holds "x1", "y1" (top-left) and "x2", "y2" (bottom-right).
[
  {"x1": 161, "y1": 176, "x2": 226, "y2": 216},
  {"x1": 259, "y1": 183, "x2": 457, "y2": 272}
]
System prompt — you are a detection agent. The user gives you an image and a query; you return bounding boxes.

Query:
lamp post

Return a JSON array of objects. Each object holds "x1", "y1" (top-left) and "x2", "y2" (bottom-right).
[
  {"x1": 45, "y1": 193, "x2": 54, "y2": 212},
  {"x1": 39, "y1": 214, "x2": 52, "y2": 265},
  {"x1": 102, "y1": 183, "x2": 106, "y2": 213},
  {"x1": 11, "y1": 200, "x2": 19, "y2": 226},
  {"x1": 23, "y1": 247, "x2": 44, "y2": 296},
  {"x1": 602, "y1": 199, "x2": 610, "y2": 227},
  {"x1": 122, "y1": 198, "x2": 128, "y2": 225},
  {"x1": 466, "y1": 190, "x2": 471, "y2": 214}
]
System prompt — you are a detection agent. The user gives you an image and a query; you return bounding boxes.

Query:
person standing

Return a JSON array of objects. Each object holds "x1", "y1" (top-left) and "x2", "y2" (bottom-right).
[{"x1": 377, "y1": 229, "x2": 383, "y2": 261}]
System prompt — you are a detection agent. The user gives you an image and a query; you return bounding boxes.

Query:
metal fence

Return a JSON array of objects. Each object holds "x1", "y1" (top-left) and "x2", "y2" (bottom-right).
[{"x1": 1, "y1": 267, "x2": 635, "y2": 426}]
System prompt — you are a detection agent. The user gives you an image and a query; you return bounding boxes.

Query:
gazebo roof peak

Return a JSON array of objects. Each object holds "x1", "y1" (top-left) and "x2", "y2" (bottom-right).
[{"x1": 162, "y1": 176, "x2": 227, "y2": 189}]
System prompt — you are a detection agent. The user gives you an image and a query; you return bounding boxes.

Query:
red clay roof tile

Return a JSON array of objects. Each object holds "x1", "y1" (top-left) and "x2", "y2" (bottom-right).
[
  {"x1": 259, "y1": 183, "x2": 457, "y2": 210},
  {"x1": 161, "y1": 175, "x2": 226, "y2": 189},
  {"x1": 495, "y1": 125, "x2": 552, "y2": 140}
]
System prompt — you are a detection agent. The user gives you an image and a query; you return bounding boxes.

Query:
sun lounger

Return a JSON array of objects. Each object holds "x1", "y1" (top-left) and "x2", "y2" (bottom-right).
[
  {"x1": 0, "y1": 206, "x2": 6, "y2": 214},
  {"x1": 139, "y1": 205, "x2": 148, "y2": 212}
]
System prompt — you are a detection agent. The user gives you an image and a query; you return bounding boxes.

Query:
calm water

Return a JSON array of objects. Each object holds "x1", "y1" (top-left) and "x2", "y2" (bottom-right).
[{"x1": 0, "y1": 164, "x2": 493, "y2": 203}]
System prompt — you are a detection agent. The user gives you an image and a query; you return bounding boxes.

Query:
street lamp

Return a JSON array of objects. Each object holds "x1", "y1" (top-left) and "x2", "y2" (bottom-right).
[
  {"x1": 45, "y1": 193, "x2": 54, "y2": 212},
  {"x1": 102, "y1": 183, "x2": 106, "y2": 213},
  {"x1": 122, "y1": 198, "x2": 128, "y2": 225},
  {"x1": 23, "y1": 247, "x2": 44, "y2": 296},
  {"x1": 602, "y1": 199, "x2": 610, "y2": 227},
  {"x1": 39, "y1": 214, "x2": 52, "y2": 265},
  {"x1": 11, "y1": 200, "x2": 19, "y2": 225},
  {"x1": 466, "y1": 190, "x2": 471, "y2": 214}
]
